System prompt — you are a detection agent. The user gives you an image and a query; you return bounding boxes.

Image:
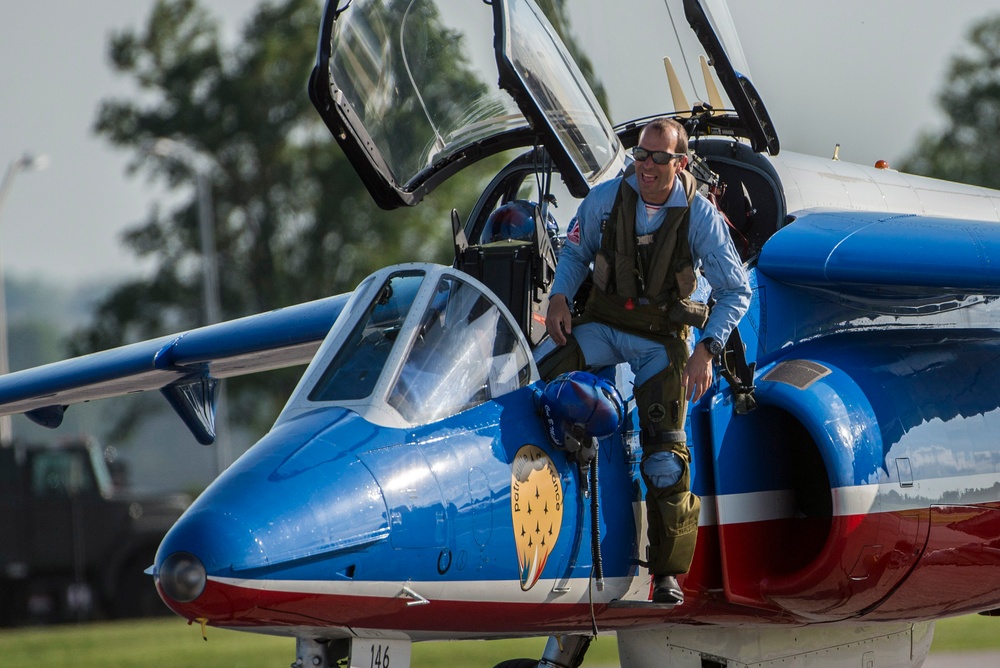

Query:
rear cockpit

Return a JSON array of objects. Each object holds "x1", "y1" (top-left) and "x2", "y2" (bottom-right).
[
  {"x1": 456, "y1": 135, "x2": 787, "y2": 344},
  {"x1": 311, "y1": 0, "x2": 789, "y2": 350},
  {"x1": 681, "y1": 136, "x2": 787, "y2": 262}
]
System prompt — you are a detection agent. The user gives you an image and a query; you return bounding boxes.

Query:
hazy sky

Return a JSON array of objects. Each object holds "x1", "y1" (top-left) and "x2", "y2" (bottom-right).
[{"x1": 1, "y1": 1, "x2": 997, "y2": 283}]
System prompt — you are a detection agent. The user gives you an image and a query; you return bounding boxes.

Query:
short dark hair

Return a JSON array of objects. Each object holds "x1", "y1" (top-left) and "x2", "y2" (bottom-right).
[{"x1": 642, "y1": 118, "x2": 688, "y2": 155}]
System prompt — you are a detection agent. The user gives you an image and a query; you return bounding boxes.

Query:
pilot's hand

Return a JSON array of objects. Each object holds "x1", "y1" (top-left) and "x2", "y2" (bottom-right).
[
  {"x1": 546, "y1": 293, "x2": 573, "y2": 346},
  {"x1": 682, "y1": 342, "x2": 715, "y2": 403}
]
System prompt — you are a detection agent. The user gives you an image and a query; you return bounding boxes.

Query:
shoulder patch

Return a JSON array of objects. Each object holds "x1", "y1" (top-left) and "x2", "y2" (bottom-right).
[{"x1": 567, "y1": 217, "x2": 580, "y2": 245}]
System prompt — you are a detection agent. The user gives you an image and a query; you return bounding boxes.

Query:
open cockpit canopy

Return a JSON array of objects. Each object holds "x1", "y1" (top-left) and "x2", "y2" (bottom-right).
[{"x1": 309, "y1": 0, "x2": 777, "y2": 209}]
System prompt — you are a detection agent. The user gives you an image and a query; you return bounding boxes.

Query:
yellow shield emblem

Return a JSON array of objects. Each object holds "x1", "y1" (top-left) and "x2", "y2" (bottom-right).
[{"x1": 511, "y1": 445, "x2": 564, "y2": 591}]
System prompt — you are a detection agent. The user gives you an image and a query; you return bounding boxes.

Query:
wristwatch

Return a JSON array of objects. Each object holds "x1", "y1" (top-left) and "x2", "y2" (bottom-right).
[{"x1": 700, "y1": 336, "x2": 723, "y2": 358}]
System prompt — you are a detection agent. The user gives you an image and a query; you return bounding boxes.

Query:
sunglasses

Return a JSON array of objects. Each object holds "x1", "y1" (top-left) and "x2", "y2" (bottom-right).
[{"x1": 632, "y1": 147, "x2": 685, "y2": 165}]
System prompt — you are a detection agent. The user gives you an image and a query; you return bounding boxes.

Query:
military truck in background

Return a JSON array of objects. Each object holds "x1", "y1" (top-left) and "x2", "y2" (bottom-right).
[{"x1": 0, "y1": 438, "x2": 190, "y2": 625}]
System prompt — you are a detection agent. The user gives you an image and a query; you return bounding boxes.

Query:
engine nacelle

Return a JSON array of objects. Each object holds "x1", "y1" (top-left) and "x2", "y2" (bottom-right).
[{"x1": 713, "y1": 349, "x2": 1000, "y2": 621}]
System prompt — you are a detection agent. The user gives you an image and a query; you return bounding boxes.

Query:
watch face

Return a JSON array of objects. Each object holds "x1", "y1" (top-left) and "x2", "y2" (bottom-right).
[{"x1": 705, "y1": 338, "x2": 722, "y2": 356}]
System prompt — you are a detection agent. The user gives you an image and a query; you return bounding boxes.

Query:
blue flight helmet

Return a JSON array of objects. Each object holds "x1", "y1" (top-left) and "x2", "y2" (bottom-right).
[
  {"x1": 537, "y1": 371, "x2": 624, "y2": 448},
  {"x1": 481, "y1": 200, "x2": 559, "y2": 244}
]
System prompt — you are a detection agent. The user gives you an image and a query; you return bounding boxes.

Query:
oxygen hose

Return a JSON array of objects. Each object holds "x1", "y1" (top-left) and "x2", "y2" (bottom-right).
[{"x1": 589, "y1": 446, "x2": 604, "y2": 591}]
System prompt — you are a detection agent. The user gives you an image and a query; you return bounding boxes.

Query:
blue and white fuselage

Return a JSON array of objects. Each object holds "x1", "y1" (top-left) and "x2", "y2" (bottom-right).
[
  {"x1": 154, "y1": 263, "x2": 648, "y2": 637},
  {"x1": 5, "y1": 0, "x2": 1000, "y2": 665}
]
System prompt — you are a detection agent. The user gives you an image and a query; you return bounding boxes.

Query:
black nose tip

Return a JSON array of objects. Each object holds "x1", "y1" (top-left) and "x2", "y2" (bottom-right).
[{"x1": 158, "y1": 551, "x2": 207, "y2": 603}]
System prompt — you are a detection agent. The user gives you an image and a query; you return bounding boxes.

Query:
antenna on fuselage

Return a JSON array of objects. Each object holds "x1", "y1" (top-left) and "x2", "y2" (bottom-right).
[
  {"x1": 700, "y1": 55, "x2": 725, "y2": 113},
  {"x1": 665, "y1": 55, "x2": 725, "y2": 117},
  {"x1": 663, "y1": 57, "x2": 692, "y2": 117}
]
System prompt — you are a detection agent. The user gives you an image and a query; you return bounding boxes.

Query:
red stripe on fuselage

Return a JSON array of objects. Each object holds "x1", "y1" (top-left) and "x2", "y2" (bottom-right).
[{"x1": 159, "y1": 504, "x2": 1000, "y2": 635}]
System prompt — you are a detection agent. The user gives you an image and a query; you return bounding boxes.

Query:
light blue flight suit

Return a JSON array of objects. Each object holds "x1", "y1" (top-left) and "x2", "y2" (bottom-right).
[{"x1": 544, "y1": 171, "x2": 751, "y2": 575}]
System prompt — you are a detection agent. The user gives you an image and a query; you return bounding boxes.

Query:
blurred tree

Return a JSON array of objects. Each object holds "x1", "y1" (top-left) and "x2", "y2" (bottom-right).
[
  {"x1": 75, "y1": 0, "x2": 503, "y2": 432},
  {"x1": 900, "y1": 14, "x2": 1000, "y2": 187}
]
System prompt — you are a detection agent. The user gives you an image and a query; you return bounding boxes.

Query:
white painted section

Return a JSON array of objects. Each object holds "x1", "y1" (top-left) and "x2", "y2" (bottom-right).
[
  {"x1": 710, "y1": 469, "x2": 1000, "y2": 526},
  {"x1": 210, "y1": 573, "x2": 637, "y2": 605},
  {"x1": 714, "y1": 489, "x2": 797, "y2": 525},
  {"x1": 772, "y1": 151, "x2": 1000, "y2": 221},
  {"x1": 618, "y1": 621, "x2": 934, "y2": 668}
]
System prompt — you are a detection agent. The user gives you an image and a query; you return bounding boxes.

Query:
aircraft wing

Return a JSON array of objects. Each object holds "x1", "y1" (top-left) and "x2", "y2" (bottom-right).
[
  {"x1": 0, "y1": 294, "x2": 349, "y2": 432},
  {"x1": 757, "y1": 210, "x2": 1000, "y2": 295}
]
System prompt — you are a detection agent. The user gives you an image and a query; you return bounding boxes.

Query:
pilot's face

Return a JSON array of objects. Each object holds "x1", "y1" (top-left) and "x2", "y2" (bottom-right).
[{"x1": 634, "y1": 127, "x2": 688, "y2": 205}]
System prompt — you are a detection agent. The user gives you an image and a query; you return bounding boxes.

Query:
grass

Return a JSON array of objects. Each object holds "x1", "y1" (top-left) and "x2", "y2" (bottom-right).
[
  {"x1": 0, "y1": 618, "x2": 612, "y2": 668},
  {"x1": 927, "y1": 613, "x2": 1000, "y2": 653},
  {"x1": 0, "y1": 614, "x2": 995, "y2": 667}
]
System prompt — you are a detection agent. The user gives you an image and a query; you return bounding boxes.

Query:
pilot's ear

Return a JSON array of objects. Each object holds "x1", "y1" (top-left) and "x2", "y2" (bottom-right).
[{"x1": 678, "y1": 155, "x2": 690, "y2": 170}]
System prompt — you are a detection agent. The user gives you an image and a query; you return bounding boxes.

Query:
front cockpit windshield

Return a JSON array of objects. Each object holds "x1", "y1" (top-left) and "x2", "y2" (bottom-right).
[
  {"x1": 294, "y1": 265, "x2": 536, "y2": 428},
  {"x1": 388, "y1": 274, "x2": 531, "y2": 423},
  {"x1": 309, "y1": 271, "x2": 425, "y2": 402}
]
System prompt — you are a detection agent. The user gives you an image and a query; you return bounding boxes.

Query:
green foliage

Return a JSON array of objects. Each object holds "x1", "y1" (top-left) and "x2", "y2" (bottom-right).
[
  {"x1": 930, "y1": 613, "x2": 1000, "y2": 653},
  {"x1": 899, "y1": 14, "x2": 1000, "y2": 187},
  {"x1": 0, "y1": 614, "x2": 997, "y2": 668},
  {"x1": 77, "y1": 0, "x2": 500, "y2": 434},
  {"x1": 90, "y1": 0, "x2": 413, "y2": 332},
  {"x1": 0, "y1": 619, "x2": 611, "y2": 668},
  {"x1": 0, "y1": 618, "x2": 291, "y2": 668}
]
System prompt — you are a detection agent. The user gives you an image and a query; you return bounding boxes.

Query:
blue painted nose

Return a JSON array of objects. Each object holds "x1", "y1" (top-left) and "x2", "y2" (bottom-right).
[{"x1": 156, "y1": 410, "x2": 391, "y2": 586}]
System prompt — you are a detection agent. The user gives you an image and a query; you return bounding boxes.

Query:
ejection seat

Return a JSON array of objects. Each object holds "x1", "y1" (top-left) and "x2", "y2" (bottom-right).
[{"x1": 454, "y1": 199, "x2": 559, "y2": 347}]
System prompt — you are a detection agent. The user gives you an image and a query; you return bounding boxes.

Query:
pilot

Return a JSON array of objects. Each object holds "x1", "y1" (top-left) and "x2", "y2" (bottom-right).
[{"x1": 541, "y1": 118, "x2": 751, "y2": 605}]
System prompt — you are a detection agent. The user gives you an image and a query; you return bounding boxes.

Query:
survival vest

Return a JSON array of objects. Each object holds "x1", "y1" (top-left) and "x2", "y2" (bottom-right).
[{"x1": 581, "y1": 170, "x2": 709, "y2": 338}]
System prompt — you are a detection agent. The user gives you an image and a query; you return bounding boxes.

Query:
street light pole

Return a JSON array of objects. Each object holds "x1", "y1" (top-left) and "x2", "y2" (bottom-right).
[
  {"x1": 0, "y1": 153, "x2": 50, "y2": 446},
  {"x1": 195, "y1": 170, "x2": 222, "y2": 326},
  {"x1": 147, "y1": 139, "x2": 232, "y2": 474}
]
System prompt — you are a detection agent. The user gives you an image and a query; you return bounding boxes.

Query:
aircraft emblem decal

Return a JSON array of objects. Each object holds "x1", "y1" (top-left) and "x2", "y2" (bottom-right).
[{"x1": 511, "y1": 444, "x2": 564, "y2": 591}]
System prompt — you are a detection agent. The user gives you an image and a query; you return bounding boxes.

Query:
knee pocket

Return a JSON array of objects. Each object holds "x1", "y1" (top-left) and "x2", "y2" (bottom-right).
[
  {"x1": 642, "y1": 451, "x2": 684, "y2": 489},
  {"x1": 666, "y1": 492, "x2": 701, "y2": 537}
]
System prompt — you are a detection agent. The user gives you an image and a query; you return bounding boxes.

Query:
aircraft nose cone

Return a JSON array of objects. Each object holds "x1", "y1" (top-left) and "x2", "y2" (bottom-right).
[
  {"x1": 153, "y1": 410, "x2": 391, "y2": 623},
  {"x1": 158, "y1": 551, "x2": 206, "y2": 603}
]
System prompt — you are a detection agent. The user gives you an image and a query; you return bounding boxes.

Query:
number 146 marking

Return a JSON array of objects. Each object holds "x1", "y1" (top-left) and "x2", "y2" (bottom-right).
[
  {"x1": 351, "y1": 639, "x2": 410, "y2": 668},
  {"x1": 370, "y1": 644, "x2": 389, "y2": 668}
]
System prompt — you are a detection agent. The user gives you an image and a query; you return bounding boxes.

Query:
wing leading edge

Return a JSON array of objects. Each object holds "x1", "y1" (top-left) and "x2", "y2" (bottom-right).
[{"x1": 0, "y1": 293, "x2": 349, "y2": 442}]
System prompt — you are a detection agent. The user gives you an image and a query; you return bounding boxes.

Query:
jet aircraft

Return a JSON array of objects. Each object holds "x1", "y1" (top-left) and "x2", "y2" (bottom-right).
[{"x1": 3, "y1": 0, "x2": 1000, "y2": 666}]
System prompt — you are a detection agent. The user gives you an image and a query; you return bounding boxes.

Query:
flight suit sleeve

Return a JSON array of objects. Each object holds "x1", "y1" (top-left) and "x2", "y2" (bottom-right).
[
  {"x1": 688, "y1": 194, "x2": 751, "y2": 344},
  {"x1": 549, "y1": 180, "x2": 618, "y2": 302}
]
